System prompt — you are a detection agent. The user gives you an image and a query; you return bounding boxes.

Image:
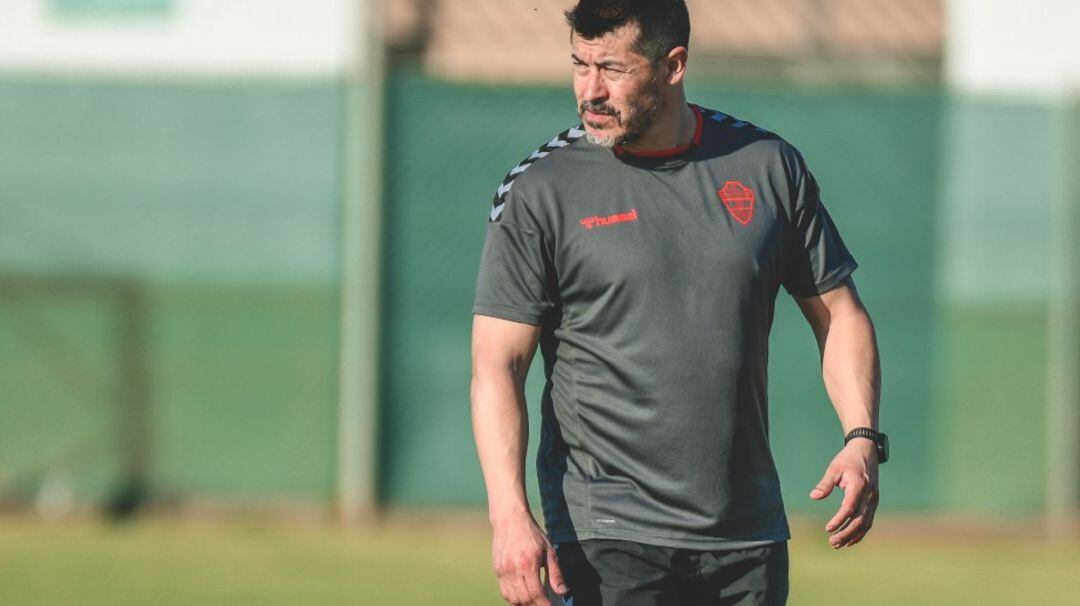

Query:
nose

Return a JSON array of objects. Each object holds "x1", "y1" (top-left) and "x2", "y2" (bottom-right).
[{"x1": 581, "y1": 68, "x2": 608, "y2": 103}]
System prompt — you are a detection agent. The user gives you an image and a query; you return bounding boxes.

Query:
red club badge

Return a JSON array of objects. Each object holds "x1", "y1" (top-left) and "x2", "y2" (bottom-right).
[{"x1": 718, "y1": 180, "x2": 755, "y2": 225}]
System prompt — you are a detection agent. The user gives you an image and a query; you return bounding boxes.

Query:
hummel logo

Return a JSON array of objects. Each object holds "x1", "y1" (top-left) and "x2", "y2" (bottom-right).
[{"x1": 579, "y1": 208, "x2": 638, "y2": 230}]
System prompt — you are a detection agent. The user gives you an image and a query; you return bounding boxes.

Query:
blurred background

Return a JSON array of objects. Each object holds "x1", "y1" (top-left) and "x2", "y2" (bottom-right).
[{"x1": 1, "y1": 0, "x2": 1078, "y2": 604}]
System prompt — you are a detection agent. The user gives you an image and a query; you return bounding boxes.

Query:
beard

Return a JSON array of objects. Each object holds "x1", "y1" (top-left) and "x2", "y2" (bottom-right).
[{"x1": 578, "y1": 80, "x2": 663, "y2": 149}]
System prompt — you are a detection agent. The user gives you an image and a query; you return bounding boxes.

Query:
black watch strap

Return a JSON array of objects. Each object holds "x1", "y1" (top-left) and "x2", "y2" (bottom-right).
[{"x1": 845, "y1": 427, "x2": 889, "y2": 463}]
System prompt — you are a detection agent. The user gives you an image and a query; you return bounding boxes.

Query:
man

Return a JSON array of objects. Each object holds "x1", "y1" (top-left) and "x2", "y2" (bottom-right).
[{"x1": 471, "y1": 1, "x2": 885, "y2": 604}]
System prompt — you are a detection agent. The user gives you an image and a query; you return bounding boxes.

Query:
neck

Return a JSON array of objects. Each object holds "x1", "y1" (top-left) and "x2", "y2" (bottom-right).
[{"x1": 618, "y1": 92, "x2": 696, "y2": 154}]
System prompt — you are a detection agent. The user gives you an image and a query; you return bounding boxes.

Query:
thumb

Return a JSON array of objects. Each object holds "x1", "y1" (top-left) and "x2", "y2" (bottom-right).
[
  {"x1": 546, "y1": 546, "x2": 568, "y2": 595},
  {"x1": 810, "y1": 469, "x2": 839, "y2": 500}
]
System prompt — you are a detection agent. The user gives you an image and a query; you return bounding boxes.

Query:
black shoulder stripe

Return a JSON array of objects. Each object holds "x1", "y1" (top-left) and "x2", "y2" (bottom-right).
[
  {"x1": 489, "y1": 125, "x2": 586, "y2": 222},
  {"x1": 698, "y1": 105, "x2": 773, "y2": 136}
]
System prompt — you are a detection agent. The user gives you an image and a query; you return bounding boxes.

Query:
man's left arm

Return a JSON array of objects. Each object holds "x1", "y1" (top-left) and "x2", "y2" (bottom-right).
[{"x1": 794, "y1": 277, "x2": 881, "y2": 549}]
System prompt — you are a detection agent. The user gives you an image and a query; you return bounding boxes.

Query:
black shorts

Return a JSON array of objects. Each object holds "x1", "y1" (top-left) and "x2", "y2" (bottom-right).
[{"x1": 553, "y1": 539, "x2": 789, "y2": 606}]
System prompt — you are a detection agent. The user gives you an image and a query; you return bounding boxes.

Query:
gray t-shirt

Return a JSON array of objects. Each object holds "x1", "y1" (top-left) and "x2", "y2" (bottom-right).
[{"x1": 473, "y1": 104, "x2": 857, "y2": 550}]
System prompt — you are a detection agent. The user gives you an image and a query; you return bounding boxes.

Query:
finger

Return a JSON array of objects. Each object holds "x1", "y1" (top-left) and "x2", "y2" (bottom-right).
[
  {"x1": 507, "y1": 570, "x2": 531, "y2": 605},
  {"x1": 498, "y1": 575, "x2": 521, "y2": 605},
  {"x1": 810, "y1": 468, "x2": 840, "y2": 500},
  {"x1": 832, "y1": 492, "x2": 875, "y2": 548},
  {"x1": 509, "y1": 574, "x2": 530, "y2": 605},
  {"x1": 829, "y1": 498, "x2": 867, "y2": 547},
  {"x1": 847, "y1": 519, "x2": 872, "y2": 546},
  {"x1": 842, "y1": 493, "x2": 879, "y2": 548},
  {"x1": 825, "y1": 477, "x2": 865, "y2": 532},
  {"x1": 522, "y1": 570, "x2": 549, "y2": 606},
  {"x1": 849, "y1": 515, "x2": 875, "y2": 546},
  {"x1": 546, "y1": 547, "x2": 569, "y2": 595},
  {"x1": 830, "y1": 510, "x2": 864, "y2": 548}
]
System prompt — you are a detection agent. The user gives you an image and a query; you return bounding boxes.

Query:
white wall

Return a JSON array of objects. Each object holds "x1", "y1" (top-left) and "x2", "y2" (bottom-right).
[
  {"x1": 947, "y1": 0, "x2": 1080, "y2": 96},
  {"x1": 0, "y1": 0, "x2": 363, "y2": 78}
]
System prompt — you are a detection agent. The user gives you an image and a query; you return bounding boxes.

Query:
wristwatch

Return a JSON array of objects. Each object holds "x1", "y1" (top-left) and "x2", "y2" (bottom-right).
[{"x1": 845, "y1": 427, "x2": 889, "y2": 464}]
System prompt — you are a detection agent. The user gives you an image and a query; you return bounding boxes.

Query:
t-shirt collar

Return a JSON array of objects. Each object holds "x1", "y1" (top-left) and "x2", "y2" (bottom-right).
[{"x1": 613, "y1": 104, "x2": 704, "y2": 159}]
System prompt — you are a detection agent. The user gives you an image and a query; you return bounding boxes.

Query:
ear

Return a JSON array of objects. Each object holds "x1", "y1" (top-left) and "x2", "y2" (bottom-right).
[{"x1": 664, "y1": 46, "x2": 689, "y2": 85}]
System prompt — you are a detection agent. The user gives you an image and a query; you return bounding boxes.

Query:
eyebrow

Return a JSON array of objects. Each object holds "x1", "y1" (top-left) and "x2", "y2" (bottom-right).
[{"x1": 570, "y1": 54, "x2": 627, "y2": 69}]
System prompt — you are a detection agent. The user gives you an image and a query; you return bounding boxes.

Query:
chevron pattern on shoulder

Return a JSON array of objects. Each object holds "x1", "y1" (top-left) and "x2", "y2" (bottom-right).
[
  {"x1": 698, "y1": 105, "x2": 773, "y2": 136},
  {"x1": 489, "y1": 125, "x2": 587, "y2": 222}
]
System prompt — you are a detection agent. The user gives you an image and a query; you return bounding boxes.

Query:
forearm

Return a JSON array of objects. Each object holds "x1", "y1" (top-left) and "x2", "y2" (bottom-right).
[
  {"x1": 471, "y1": 365, "x2": 533, "y2": 524},
  {"x1": 820, "y1": 306, "x2": 880, "y2": 433}
]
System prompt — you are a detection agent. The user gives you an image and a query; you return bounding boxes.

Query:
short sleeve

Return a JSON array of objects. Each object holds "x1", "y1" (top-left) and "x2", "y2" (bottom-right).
[
  {"x1": 781, "y1": 149, "x2": 858, "y2": 297},
  {"x1": 473, "y1": 211, "x2": 558, "y2": 326}
]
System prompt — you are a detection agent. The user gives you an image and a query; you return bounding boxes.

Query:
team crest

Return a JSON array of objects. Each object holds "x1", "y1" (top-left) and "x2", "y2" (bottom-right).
[{"x1": 718, "y1": 180, "x2": 755, "y2": 225}]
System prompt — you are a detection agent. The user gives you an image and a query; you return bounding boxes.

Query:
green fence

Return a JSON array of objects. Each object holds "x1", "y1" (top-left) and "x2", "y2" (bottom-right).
[
  {"x1": 0, "y1": 78, "x2": 344, "y2": 502},
  {"x1": 0, "y1": 72, "x2": 1070, "y2": 515},
  {"x1": 379, "y1": 73, "x2": 946, "y2": 513}
]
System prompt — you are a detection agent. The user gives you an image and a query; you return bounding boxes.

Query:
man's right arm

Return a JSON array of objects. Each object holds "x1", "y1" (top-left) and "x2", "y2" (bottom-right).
[{"x1": 471, "y1": 314, "x2": 567, "y2": 606}]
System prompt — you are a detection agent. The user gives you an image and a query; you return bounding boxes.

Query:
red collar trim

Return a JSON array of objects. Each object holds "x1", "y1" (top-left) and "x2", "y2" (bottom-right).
[{"x1": 614, "y1": 104, "x2": 704, "y2": 159}]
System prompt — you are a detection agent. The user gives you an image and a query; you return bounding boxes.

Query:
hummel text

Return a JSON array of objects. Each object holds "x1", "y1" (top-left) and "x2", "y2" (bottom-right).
[{"x1": 579, "y1": 208, "x2": 639, "y2": 230}]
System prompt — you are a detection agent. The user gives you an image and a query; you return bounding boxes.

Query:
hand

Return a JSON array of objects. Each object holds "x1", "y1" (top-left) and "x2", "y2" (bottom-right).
[
  {"x1": 491, "y1": 512, "x2": 568, "y2": 605},
  {"x1": 809, "y1": 439, "x2": 880, "y2": 549}
]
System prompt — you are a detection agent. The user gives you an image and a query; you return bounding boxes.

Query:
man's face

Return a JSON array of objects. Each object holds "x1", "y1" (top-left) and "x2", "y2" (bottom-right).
[{"x1": 571, "y1": 23, "x2": 664, "y2": 148}]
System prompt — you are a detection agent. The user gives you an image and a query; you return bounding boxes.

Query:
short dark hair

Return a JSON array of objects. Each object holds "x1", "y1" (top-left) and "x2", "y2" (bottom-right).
[{"x1": 565, "y1": 0, "x2": 690, "y2": 63}]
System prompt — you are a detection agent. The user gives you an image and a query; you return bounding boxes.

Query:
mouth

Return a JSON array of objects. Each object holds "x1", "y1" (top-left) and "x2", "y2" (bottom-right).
[
  {"x1": 579, "y1": 101, "x2": 619, "y2": 123},
  {"x1": 582, "y1": 109, "x2": 618, "y2": 126}
]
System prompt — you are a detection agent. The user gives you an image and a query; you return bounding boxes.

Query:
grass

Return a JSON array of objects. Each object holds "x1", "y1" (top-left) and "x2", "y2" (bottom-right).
[{"x1": 0, "y1": 513, "x2": 1077, "y2": 605}]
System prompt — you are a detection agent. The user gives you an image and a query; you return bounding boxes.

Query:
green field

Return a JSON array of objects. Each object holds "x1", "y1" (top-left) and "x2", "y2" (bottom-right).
[{"x1": 1, "y1": 514, "x2": 1077, "y2": 605}]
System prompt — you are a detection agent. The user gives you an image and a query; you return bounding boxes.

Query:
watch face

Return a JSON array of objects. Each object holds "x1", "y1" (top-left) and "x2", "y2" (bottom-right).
[{"x1": 880, "y1": 434, "x2": 890, "y2": 463}]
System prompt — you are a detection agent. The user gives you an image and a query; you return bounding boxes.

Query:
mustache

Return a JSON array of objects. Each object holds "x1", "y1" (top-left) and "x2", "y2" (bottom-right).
[{"x1": 579, "y1": 100, "x2": 620, "y2": 118}]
